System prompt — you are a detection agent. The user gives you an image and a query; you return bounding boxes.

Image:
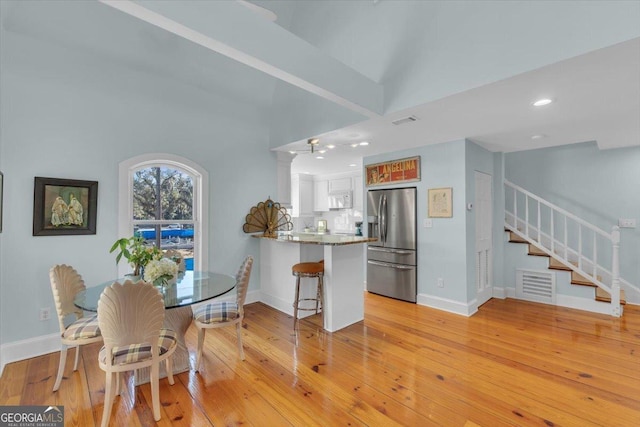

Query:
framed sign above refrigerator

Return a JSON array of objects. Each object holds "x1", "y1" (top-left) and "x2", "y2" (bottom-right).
[{"x1": 365, "y1": 156, "x2": 420, "y2": 187}]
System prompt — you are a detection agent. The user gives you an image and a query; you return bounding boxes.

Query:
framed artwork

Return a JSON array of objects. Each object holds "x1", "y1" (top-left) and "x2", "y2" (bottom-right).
[
  {"x1": 33, "y1": 177, "x2": 98, "y2": 236},
  {"x1": 0, "y1": 171, "x2": 3, "y2": 233},
  {"x1": 428, "y1": 187, "x2": 452, "y2": 218},
  {"x1": 365, "y1": 156, "x2": 420, "y2": 187}
]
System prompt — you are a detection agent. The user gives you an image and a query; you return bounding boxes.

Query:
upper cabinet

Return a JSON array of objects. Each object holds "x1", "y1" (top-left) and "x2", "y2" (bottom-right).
[
  {"x1": 314, "y1": 180, "x2": 329, "y2": 212},
  {"x1": 352, "y1": 175, "x2": 363, "y2": 211},
  {"x1": 291, "y1": 174, "x2": 314, "y2": 217},
  {"x1": 328, "y1": 177, "x2": 352, "y2": 193}
]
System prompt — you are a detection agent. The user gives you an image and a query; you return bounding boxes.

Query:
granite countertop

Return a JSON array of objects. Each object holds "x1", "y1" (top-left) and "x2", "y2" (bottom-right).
[{"x1": 252, "y1": 232, "x2": 377, "y2": 246}]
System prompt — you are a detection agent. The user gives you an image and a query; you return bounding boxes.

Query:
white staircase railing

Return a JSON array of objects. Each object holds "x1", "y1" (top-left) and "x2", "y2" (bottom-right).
[{"x1": 504, "y1": 180, "x2": 638, "y2": 317}]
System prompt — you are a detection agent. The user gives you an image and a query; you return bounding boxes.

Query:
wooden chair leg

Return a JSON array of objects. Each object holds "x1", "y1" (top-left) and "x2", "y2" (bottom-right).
[
  {"x1": 236, "y1": 322, "x2": 245, "y2": 360},
  {"x1": 73, "y1": 344, "x2": 81, "y2": 371},
  {"x1": 53, "y1": 345, "x2": 68, "y2": 392},
  {"x1": 195, "y1": 328, "x2": 205, "y2": 372},
  {"x1": 151, "y1": 362, "x2": 160, "y2": 421},
  {"x1": 101, "y1": 372, "x2": 116, "y2": 427},
  {"x1": 166, "y1": 357, "x2": 175, "y2": 385}
]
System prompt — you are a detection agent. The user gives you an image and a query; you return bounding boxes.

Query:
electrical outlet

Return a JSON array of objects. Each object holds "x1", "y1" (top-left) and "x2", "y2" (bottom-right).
[
  {"x1": 423, "y1": 219, "x2": 433, "y2": 228},
  {"x1": 39, "y1": 307, "x2": 51, "y2": 321},
  {"x1": 437, "y1": 278, "x2": 444, "y2": 288},
  {"x1": 618, "y1": 218, "x2": 636, "y2": 228}
]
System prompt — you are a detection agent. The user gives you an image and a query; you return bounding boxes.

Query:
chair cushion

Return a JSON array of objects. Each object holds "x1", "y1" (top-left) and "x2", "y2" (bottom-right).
[
  {"x1": 292, "y1": 262, "x2": 324, "y2": 275},
  {"x1": 193, "y1": 302, "x2": 239, "y2": 324},
  {"x1": 99, "y1": 328, "x2": 177, "y2": 365},
  {"x1": 63, "y1": 315, "x2": 101, "y2": 340}
]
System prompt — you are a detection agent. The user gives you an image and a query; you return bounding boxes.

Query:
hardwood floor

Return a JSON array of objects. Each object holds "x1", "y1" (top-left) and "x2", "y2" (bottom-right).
[{"x1": 2, "y1": 294, "x2": 639, "y2": 426}]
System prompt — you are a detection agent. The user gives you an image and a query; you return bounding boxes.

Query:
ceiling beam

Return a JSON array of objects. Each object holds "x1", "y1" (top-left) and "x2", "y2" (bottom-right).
[{"x1": 100, "y1": 0, "x2": 383, "y2": 118}]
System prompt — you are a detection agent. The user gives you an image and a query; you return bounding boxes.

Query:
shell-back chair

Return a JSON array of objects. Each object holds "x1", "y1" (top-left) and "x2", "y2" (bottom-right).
[
  {"x1": 97, "y1": 280, "x2": 177, "y2": 426},
  {"x1": 193, "y1": 256, "x2": 253, "y2": 372},
  {"x1": 50, "y1": 264, "x2": 102, "y2": 392}
]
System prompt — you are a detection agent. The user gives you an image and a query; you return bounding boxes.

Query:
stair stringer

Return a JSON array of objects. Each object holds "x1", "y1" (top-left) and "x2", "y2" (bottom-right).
[{"x1": 503, "y1": 230, "x2": 620, "y2": 316}]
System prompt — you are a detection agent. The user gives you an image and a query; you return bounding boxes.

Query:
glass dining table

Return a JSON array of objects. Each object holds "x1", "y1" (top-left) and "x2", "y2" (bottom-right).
[{"x1": 74, "y1": 271, "x2": 236, "y2": 383}]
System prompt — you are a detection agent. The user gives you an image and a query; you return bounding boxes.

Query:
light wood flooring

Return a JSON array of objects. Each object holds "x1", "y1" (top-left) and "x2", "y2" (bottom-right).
[{"x1": 1, "y1": 294, "x2": 639, "y2": 426}]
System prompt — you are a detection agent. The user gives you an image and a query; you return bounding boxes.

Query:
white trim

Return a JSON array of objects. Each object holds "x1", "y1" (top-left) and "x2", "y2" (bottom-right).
[
  {"x1": 118, "y1": 153, "x2": 209, "y2": 276},
  {"x1": 492, "y1": 286, "x2": 510, "y2": 299},
  {"x1": 417, "y1": 293, "x2": 478, "y2": 317},
  {"x1": 0, "y1": 332, "x2": 60, "y2": 376}
]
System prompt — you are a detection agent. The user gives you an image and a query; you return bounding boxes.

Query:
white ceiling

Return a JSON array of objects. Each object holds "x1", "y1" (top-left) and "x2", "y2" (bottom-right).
[
  {"x1": 2, "y1": 1, "x2": 638, "y2": 177},
  {"x1": 286, "y1": 37, "x2": 640, "y2": 175}
]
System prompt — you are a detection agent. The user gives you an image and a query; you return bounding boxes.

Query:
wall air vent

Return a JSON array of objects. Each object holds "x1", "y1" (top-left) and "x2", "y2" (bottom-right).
[
  {"x1": 516, "y1": 269, "x2": 555, "y2": 304},
  {"x1": 391, "y1": 115, "x2": 418, "y2": 126}
]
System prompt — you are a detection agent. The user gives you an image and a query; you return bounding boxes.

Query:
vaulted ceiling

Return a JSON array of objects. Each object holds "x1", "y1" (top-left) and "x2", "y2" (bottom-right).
[{"x1": 2, "y1": 0, "x2": 638, "y2": 174}]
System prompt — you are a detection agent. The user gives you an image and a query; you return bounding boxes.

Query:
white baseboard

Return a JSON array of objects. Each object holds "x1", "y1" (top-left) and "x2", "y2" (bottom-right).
[
  {"x1": 505, "y1": 289, "x2": 615, "y2": 316},
  {"x1": 0, "y1": 290, "x2": 263, "y2": 376},
  {"x1": 1, "y1": 332, "x2": 60, "y2": 377},
  {"x1": 493, "y1": 286, "x2": 516, "y2": 299},
  {"x1": 417, "y1": 293, "x2": 478, "y2": 317},
  {"x1": 554, "y1": 294, "x2": 614, "y2": 316}
]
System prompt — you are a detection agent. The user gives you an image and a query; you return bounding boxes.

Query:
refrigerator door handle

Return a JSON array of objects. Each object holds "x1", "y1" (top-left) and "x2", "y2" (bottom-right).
[
  {"x1": 368, "y1": 247, "x2": 414, "y2": 255},
  {"x1": 367, "y1": 260, "x2": 415, "y2": 270},
  {"x1": 381, "y1": 194, "x2": 388, "y2": 244},
  {"x1": 377, "y1": 194, "x2": 384, "y2": 244}
]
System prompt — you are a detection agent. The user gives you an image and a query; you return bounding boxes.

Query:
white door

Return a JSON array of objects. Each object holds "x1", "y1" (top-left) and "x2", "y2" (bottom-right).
[{"x1": 475, "y1": 171, "x2": 493, "y2": 306}]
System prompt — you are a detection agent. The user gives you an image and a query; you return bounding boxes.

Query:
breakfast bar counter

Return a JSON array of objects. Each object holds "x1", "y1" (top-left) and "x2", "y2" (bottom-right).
[{"x1": 254, "y1": 233, "x2": 376, "y2": 332}]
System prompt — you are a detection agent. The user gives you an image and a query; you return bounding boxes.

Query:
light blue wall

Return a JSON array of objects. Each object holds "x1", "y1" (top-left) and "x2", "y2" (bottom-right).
[
  {"x1": 504, "y1": 142, "x2": 640, "y2": 289},
  {"x1": 285, "y1": 1, "x2": 640, "y2": 114},
  {"x1": 364, "y1": 140, "x2": 469, "y2": 303},
  {"x1": 0, "y1": 26, "x2": 274, "y2": 344}
]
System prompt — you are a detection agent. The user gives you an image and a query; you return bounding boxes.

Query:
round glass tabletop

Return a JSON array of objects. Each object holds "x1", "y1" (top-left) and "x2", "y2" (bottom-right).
[{"x1": 74, "y1": 271, "x2": 236, "y2": 312}]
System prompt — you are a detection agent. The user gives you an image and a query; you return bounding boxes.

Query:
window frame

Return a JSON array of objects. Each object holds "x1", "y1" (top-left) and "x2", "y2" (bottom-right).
[{"x1": 118, "y1": 153, "x2": 208, "y2": 276}]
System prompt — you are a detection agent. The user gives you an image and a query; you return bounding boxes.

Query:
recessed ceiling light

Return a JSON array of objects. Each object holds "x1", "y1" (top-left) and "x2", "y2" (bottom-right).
[
  {"x1": 351, "y1": 143, "x2": 359, "y2": 148},
  {"x1": 349, "y1": 163, "x2": 357, "y2": 167},
  {"x1": 316, "y1": 156, "x2": 324, "y2": 160},
  {"x1": 327, "y1": 144, "x2": 336, "y2": 149},
  {"x1": 531, "y1": 134, "x2": 547, "y2": 140},
  {"x1": 359, "y1": 141, "x2": 369, "y2": 146},
  {"x1": 532, "y1": 98, "x2": 553, "y2": 107},
  {"x1": 318, "y1": 150, "x2": 327, "y2": 154},
  {"x1": 288, "y1": 150, "x2": 296, "y2": 154}
]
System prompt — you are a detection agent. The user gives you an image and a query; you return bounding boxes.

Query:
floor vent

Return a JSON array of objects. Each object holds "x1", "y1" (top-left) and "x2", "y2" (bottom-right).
[{"x1": 516, "y1": 269, "x2": 555, "y2": 304}]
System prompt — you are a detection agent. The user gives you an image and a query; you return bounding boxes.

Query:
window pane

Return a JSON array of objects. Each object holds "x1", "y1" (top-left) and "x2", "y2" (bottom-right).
[
  {"x1": 160, "y1": 169, "x2": 193, "y2": 220},
  {"x1": 134, "y1": 222, "x2": 195, "y2": 271},
  {"x1": 133, "y1": 167, "x2": 194, "y2": 221},
  {"x1": 133, "y1": 168, "x2": 159, "y2": 220}
]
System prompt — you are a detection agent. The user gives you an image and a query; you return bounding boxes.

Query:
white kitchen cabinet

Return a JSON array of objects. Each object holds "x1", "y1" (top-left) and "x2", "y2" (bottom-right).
[
  {"x1": 352, "y1": 175, "x2": 363, "y2": 211},
  {"x1": 328, "y1": 177, "x2": 352, "y2": 193},
  {"x1": 314, "y1": 179, "x2": 329, "y2": 212},
  {"x1": 291, "y1": 174, "x2": 314, "y2": 217}
]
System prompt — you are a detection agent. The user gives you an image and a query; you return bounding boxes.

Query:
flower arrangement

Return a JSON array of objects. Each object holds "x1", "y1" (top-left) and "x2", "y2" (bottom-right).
[
  {"x1": 110, "y1": 236, "x2": 162, "y2": 276},
  {"x1": 144, "y1": 258, "x2": 179, "y2": 287}
]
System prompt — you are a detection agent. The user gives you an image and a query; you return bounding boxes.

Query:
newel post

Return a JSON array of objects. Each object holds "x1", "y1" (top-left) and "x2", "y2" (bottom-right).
[{"x1": 610, "y1": 226, "x2": 622, "y2": 317}]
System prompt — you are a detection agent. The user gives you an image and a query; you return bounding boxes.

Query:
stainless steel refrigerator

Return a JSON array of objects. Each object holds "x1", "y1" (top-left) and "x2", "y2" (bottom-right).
[{"x1": 366, "y1": 187, "x2": 417, "y2": 303}]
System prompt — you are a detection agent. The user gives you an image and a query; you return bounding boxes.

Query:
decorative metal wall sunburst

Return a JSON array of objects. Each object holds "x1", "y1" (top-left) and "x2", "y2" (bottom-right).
[{"x1": 242, "y1": 197, "x2": 293, "y2": 237}]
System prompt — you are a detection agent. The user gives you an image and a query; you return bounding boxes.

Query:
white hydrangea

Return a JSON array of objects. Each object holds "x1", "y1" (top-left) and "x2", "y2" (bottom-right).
[{"x1": 144, "y1": 258, "x2": 179, "y2": 284}]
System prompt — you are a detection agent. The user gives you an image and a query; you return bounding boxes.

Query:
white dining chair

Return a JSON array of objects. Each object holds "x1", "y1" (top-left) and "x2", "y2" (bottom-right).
[
  {"x1": 50, "y1": 264, "x2": 102, "y2": 392},
  {"x1": 193, "y1": 256, "x2": 253, "y2": 372},
  {"x1": 97, "y1": 280, "x2": 177, "y2": 426}
]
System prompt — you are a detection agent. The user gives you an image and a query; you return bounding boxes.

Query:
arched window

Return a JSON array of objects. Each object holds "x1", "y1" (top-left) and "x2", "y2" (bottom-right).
[{"x1": 118, "y1": 154, "x2": 208, "y2": 275}]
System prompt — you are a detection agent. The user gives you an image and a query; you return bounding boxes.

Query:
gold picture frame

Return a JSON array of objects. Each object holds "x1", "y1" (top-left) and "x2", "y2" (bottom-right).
[{"x1": 428, "y1": 187, "x2": 452, "y2": 218}]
